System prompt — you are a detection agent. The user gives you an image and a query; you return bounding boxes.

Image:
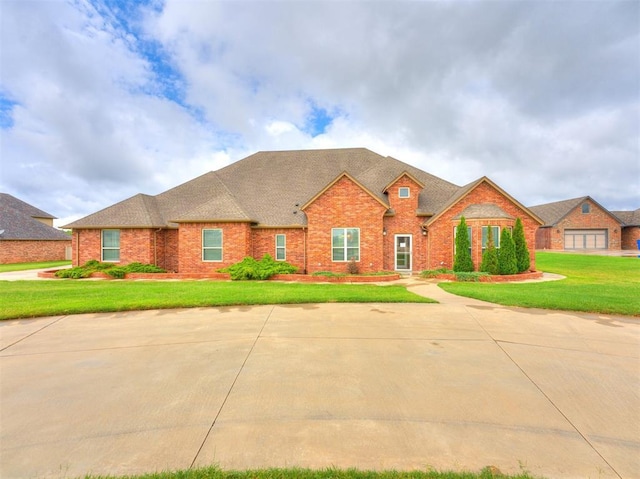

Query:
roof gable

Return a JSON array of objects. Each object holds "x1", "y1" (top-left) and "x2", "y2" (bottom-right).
[
  {"x1": 529, "y1": 196, "x2": 623, "y2": 226},
  {"x1": 383, "y1": 171, "x2": 426, "y2": 192},
  {"x1": 301, "y1": 172, "x2": 389, "y2": 211},
  {"x1": 425, "y1": 177, "x2": 543, "y2": 226}
]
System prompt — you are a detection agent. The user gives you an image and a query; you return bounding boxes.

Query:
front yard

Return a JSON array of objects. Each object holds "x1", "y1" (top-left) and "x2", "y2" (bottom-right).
[
  {"x1": 0, "y1": 281, "x2": 434, "y2": 320},
  {"x1": 440, "y1": 252, "x2": 640, "y2": 316}
]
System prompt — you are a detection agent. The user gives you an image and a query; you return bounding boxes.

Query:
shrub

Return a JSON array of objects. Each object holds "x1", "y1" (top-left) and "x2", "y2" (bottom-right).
[
  {"x1": 498, "y1": 228, "x2": 518, "y2": 275},
  {"x1": 454, "y1": 271, "x2": 489, "y2": 282},
  {"x1": 480, "y1": 227, "x2": 500, "y2": 275},
  {"x1": 420, "y1": 267, "x2": 452, "y2": 278},
  {"x1": 453, "y1": 216, "x2": 474, "y2": 272},
  {"x1": 346, "y1": 258, "x2": 359, "y2": 275},
  {"x1": 55, "y1": 261, "x2": 166, "y2": 279},
  {"x1": 221, "y1": 254, "x2": 298, "y2": 280},
  {"x1": 513, "y1": 218, "x2": 531, "y2": 273}
]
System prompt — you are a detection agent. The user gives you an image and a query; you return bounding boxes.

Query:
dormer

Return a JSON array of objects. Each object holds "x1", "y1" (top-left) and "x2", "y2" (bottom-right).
[{"x1": 383, "y1": 172, "x2": 425, "y2": 214}]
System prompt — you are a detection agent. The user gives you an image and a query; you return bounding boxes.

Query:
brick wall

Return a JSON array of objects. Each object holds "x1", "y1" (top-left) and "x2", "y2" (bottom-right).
[
  {"x1": 303, "y1": 176, "x2": 387, "y2": 273},
  {"x1": 252, "y1": 228, "x2": 306, "y2": 272},
  {"x1": 178, "y1": 222, "x2": 252, "y2": 273},
  {"x1": 72, "y1": 228, "x2": 175, "y2": 268},
  {"x1": 621, "y1": 226, "x2": 640, "y2": 250},
  {"x1": 546, "y1": 199, "x2": 621, "y2": 250},
  {"x1": 0, "y1": 240, "x2": 70, "y2": 264},
  {"x1": 425, "y1": 181, "x2": 540, "y2": 271},
  {"x1": 382, "y1": 175, "x2": 428, "y2": 271}
]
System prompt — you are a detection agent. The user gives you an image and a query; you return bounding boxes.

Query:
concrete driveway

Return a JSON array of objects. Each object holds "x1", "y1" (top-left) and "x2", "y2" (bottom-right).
[{"x1": 0, "y1": 283, "x2": 638, "y2": 479}]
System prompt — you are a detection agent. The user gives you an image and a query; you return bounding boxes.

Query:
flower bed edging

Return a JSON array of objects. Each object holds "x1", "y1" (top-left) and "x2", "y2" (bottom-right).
[
  {"x1": 434, "y1": 271, "x2": 543, "y2": 282},
  {"x1": 39, "y1": 270, "x2": 400, "y2": 282},
  {"x1": 271, "y1": 273, "x2": 401, "y2": 283}
]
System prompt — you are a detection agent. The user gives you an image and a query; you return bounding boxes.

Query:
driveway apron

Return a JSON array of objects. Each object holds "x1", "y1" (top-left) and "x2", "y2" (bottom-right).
[{"x1": 0, "y1": 286, "x2": 638, "y2": 479}]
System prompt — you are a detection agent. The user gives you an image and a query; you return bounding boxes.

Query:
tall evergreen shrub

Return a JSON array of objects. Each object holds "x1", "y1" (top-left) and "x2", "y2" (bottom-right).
[
  {"x1": 453, "y1": 216, "x2": 474, "y2": 272},
  {"x1": 480, "y1": 227, "x2": 500, "y2": 275},
  {"x1": 498, "y1": 228, "x2": 518, "y2": 275},
  {"x1": 513, "y1": 218, "x2": 531, "y2": 273}
]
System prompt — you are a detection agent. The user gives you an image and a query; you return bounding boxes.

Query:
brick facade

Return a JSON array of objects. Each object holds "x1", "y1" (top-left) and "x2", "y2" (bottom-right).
[
  {"x1": 252, "y1": 228, "x2": 306, "y2": 272},
  {"x1": 424, "y1": 182, "x2": 539, "y2": 271},
  {"x1": 176, "y1": 222, "x2": 252, "y2": 273},
  {"x1": 621, "y1": 226, "x2": 640, "y2": 250},
  {"x1": 0, "y1": 239, "x2": 70, "y2": 264},
  {"x1": 536, "y1": 199, "x2": 621, "y2": 250},
  {"x1": 382, "y1": 175, "x2": 428, "y2": 271},
  {"x1": 69, "y1": 178, "x2": 540, "y2": 274},
  {"x1": 303, "y1": 175, "x2": 387, "y2": 273}
]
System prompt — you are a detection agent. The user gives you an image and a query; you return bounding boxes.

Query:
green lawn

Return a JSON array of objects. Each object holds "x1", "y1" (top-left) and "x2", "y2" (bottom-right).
[
  {"x1": 0, "y1": 280, "x2": 434, "y2": 320},
  {"x1": 440, "y1": 252, "x2": 640, "y2": 316},
  {"x1": 83, "y1": 465, "x2": 537, "y2": 479},
  {"x1": 0, "y1": 260, "x2": 71, "y2": 273}
]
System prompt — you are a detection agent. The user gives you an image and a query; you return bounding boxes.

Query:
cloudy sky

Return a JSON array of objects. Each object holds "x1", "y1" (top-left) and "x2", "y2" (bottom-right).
[{"x1": 1, "y1": 0, "x2": 638, "y2": 226}]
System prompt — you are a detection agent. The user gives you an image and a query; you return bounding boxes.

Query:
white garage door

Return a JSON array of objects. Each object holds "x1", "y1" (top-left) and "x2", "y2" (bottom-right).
[{"x1": 564, "y1": 229, "x2": 607, "y2": 249}]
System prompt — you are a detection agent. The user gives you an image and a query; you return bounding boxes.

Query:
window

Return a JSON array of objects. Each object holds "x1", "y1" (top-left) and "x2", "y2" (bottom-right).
[
  {"x1": 275, "y1": 234, "x2": 286, "y2": 261},
  {"x1": 332, "y1": 228, "x2": 360, "y2": 262},
  {"x1": 582, "y1": 203, "x2": 590, "y2": 214},
  {"x1": 398, "y1": 187, "x2": 410, "y2": 198},
  {"x1": 202, "y1": 229, "x2": 223, "y2": 261},
  {"x1": 482, "y1": 226, "x2": 500, "y2": 249},
  {"x1": 101, "y1": 229, "x2": 120, "y2": 262}
]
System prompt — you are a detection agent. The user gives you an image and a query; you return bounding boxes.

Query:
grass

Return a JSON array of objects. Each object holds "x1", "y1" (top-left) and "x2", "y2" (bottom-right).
[
  {"x1": 0, "y1": 260, "x2": 70, "y2": 273},
  {"x1": 0, "y1": 281, "x2": 434, "y2": 320},
  {"x1": 440, "y1": 252, "x2": 640, "y2": 316},
  {"x1": 82, "y1": 465, "x2": 537, "y2": 479}
]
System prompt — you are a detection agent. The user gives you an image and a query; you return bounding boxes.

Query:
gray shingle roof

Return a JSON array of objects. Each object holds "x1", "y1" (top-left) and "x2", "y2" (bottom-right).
[
  {"x1": 612, "y1": 208, "x2": 640, "y2": 226},
  {"x1": 529, "y1": 196, "x2": 624, "y2": 226},
  {"x1": 528, "y1": 197, "x2": 587, "y2": 225},
  {"x1": 64, "y1": 148, "x2": 503, "y2": 229},
  {"x1": 0, "y1": 194, "x2": 70, "y2": 240}
]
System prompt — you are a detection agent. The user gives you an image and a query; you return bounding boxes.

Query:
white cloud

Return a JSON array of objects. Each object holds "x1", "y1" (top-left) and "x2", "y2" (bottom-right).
[{"x1": 1, "y1": 0, "x2": 638, "y2": 219}]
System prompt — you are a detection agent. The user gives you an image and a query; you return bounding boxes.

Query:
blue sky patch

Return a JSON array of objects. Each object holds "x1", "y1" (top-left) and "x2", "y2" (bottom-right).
[
  {"x1": 304, "y1": 104, "x2": 334, "y2": 137},
  {"x1": 0, "y1": 96, "x2": 18, "y2": 129}
]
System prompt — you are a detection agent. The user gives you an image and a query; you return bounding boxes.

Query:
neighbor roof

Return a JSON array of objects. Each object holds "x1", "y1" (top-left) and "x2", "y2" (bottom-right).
[
  {"x1": 612, "y1": 208, "x2": 640, "y2": 226},
  {"x1": 66, "y1": 148, "x2": 536, "y2": 230},
  {"x1": 529, "y1": 196, "x2": 623, "y2": 226},
  {"x1": 0, "y1": 193, "x2": 70, "y2": 240}
]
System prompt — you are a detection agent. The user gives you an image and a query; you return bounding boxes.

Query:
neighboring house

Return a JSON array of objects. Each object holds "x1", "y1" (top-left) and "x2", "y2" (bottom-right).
[
  {"x1": 612, "y1": 208, "x2": 640, "y2": 250},
  {"x1": 65, "y1": 148, "x2": 543, "y2": 274},
  {"x1": 0, "y1": 193, "x2": 72, "y2": 264},
  {"x1": 529, "y1": 196, "x2": 625, "y2": 250}
]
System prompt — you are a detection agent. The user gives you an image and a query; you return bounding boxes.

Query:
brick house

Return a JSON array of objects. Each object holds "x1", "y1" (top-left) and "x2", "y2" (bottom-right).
[
  {"x1": 612, "y1": 208, "x2": 640, "y2": 250},
  {"x1": 0, "y1": 193, "x2": 71, "y2": 264},
  {"x1": 65, "y1": 148, "x2": 542, "y2": 273},
  {"x1": 529, "y1": 196, "x2": 627, "y2": 250}
]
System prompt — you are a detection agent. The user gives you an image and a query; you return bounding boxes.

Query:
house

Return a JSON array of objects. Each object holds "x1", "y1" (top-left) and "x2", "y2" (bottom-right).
[
  {"x1": 0, "y1": 193, "x2": 72, "y2": 264},
  {"x1": 529, "y1": 196, "x2": 626, "y2": 251},
  {"x1": 65, "y1": 148, "x2": 543, "y2": 274},
  {"x1": 612, "y1": 208, "x2": 640, "y2": 250}
]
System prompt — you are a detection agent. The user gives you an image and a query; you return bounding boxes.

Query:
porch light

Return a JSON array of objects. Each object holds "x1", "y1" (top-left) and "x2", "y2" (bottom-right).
[{"x1": 383, "y1": 228, "x2": 387, "y2": 236}]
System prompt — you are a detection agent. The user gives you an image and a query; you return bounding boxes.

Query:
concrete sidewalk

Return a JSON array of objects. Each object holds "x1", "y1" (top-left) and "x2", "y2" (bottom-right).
[{"x1": 1, "y1": 295, "x2": 638, "y2": 478}]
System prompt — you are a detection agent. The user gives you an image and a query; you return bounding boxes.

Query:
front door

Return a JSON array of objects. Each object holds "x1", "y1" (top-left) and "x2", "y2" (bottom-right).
[{"x1": 395, "y1": 235, "x2": 412, "y2": 271}]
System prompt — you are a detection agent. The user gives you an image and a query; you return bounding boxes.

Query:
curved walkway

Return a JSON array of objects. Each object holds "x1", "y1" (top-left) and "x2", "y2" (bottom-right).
[{"x1": 0, "y1": 279, "x2": 638, "y2": 479}]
